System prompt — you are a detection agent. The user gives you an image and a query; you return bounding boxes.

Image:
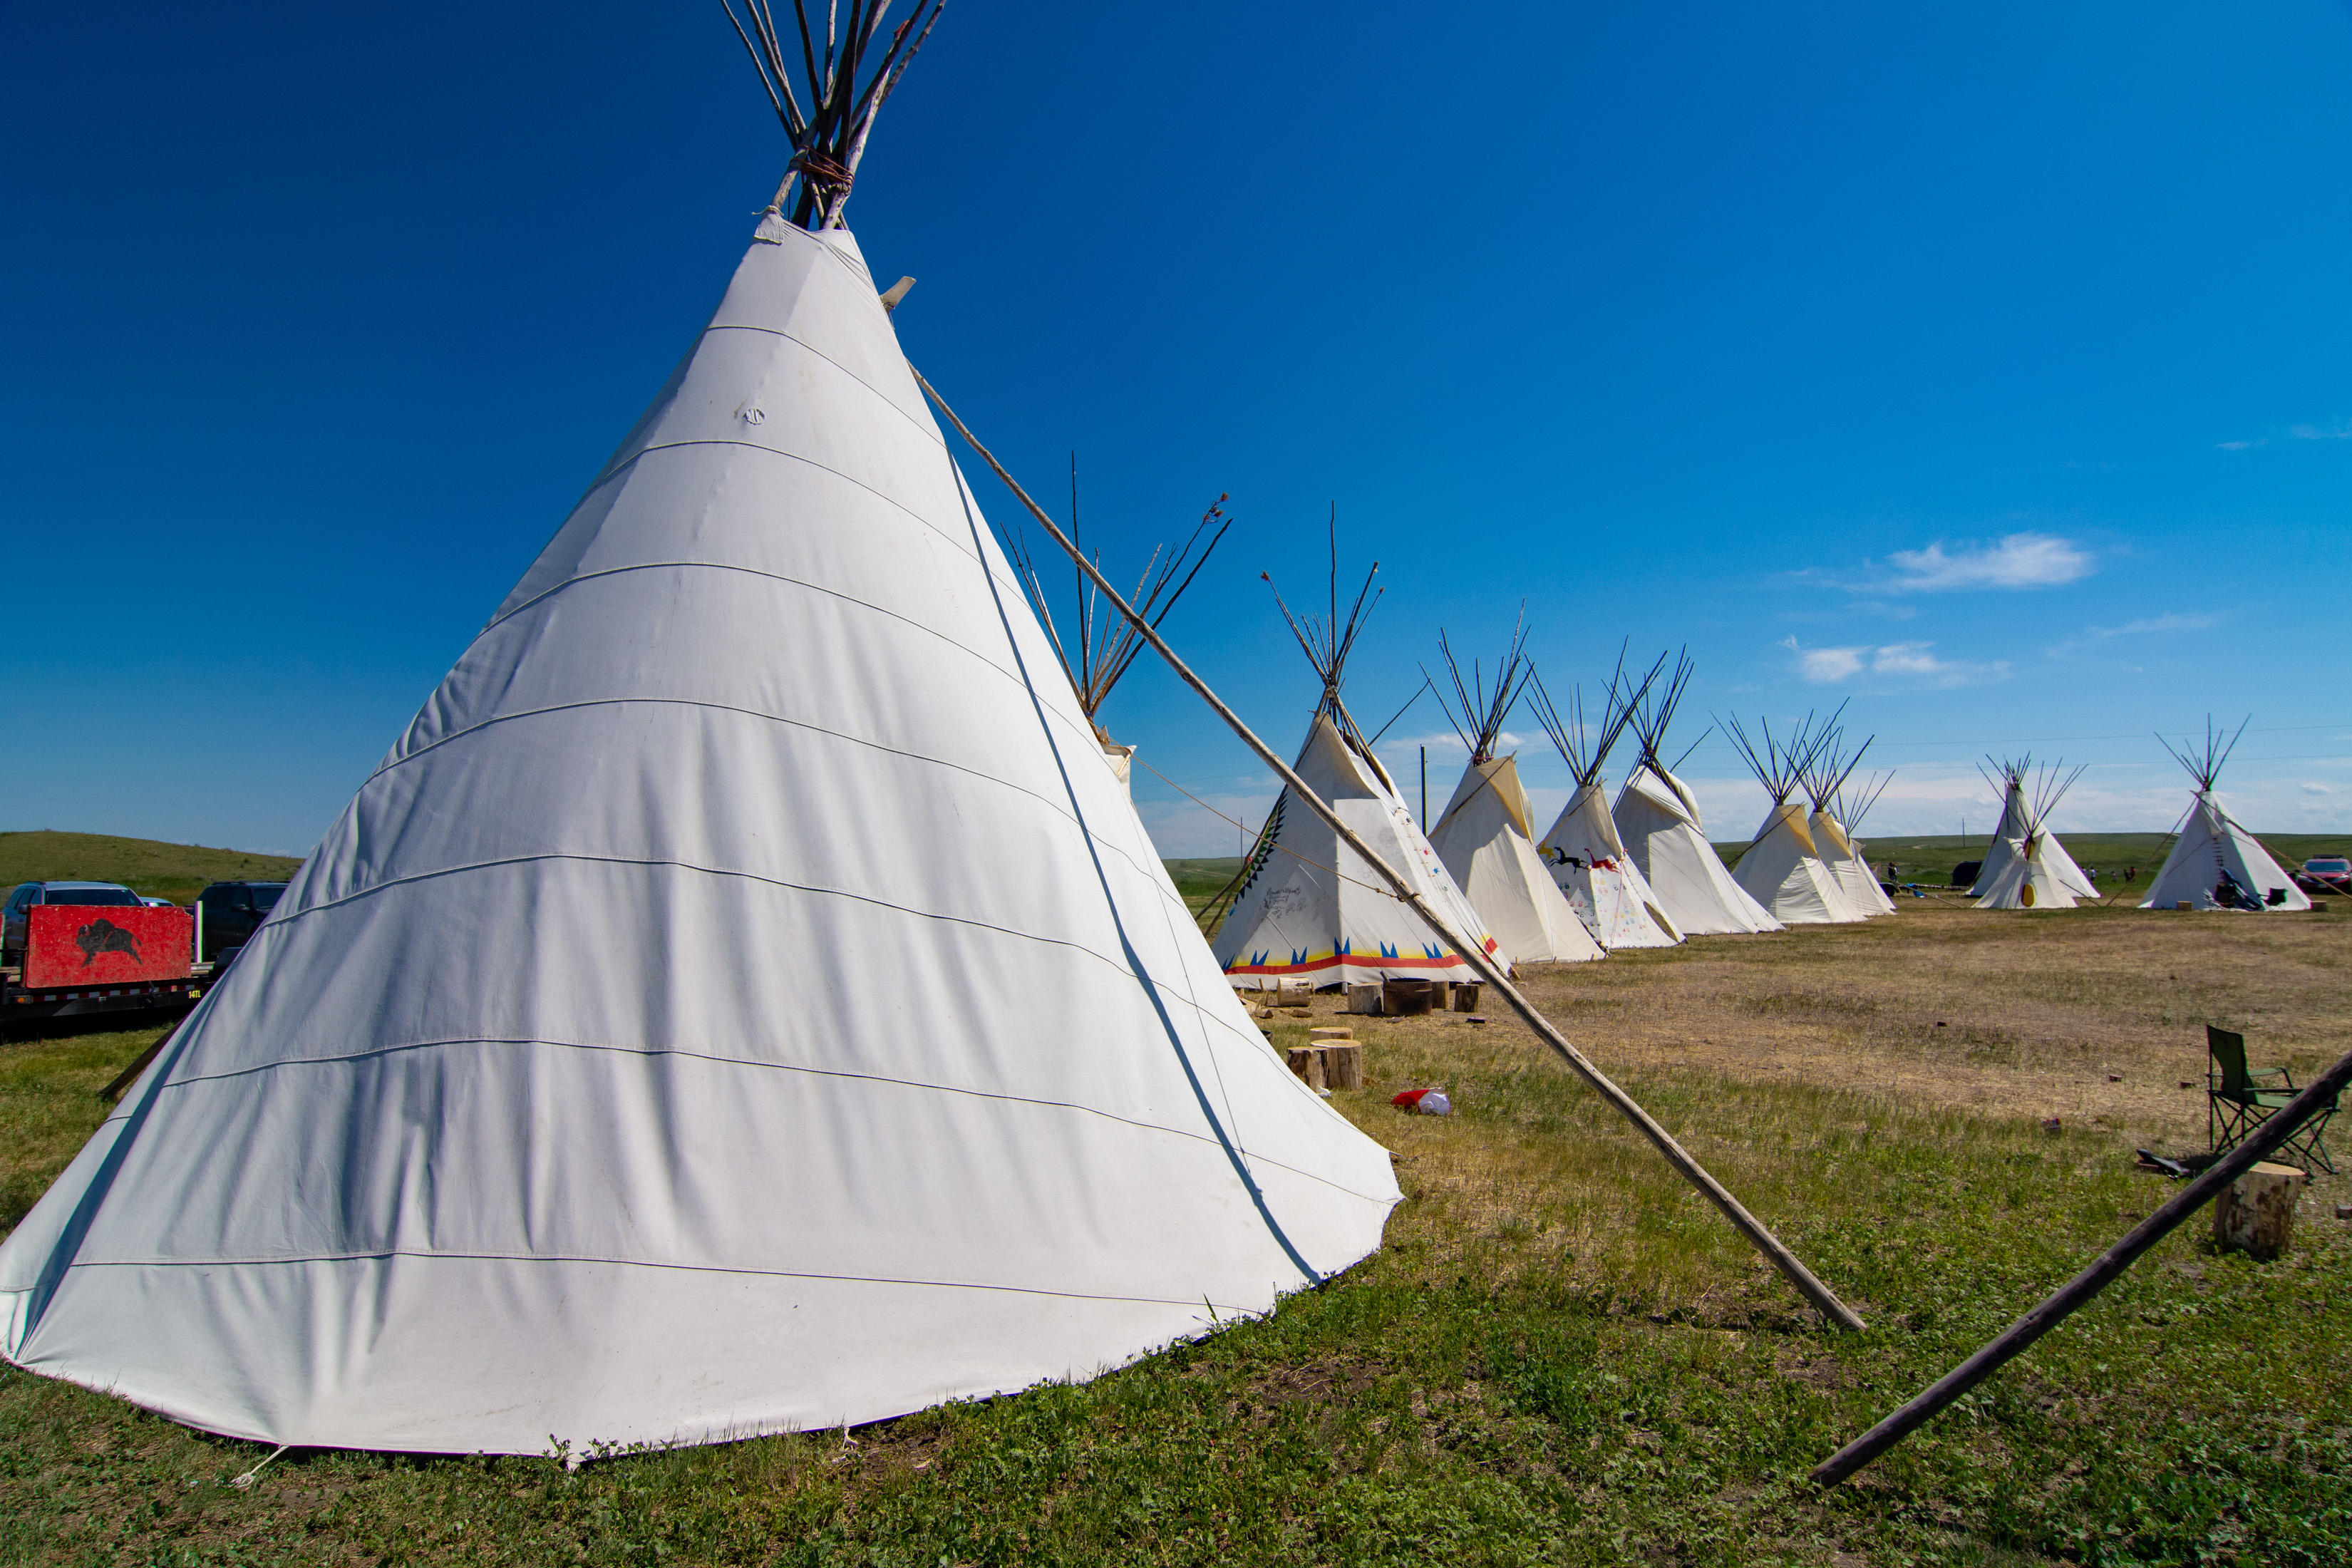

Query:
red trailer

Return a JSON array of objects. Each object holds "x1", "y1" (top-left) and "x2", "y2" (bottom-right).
[{"x1": 2, "y1": 904, "x2": 208, "y2": 1028}]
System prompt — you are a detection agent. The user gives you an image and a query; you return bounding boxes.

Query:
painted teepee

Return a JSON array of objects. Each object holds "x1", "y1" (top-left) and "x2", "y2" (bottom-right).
[
  {"x1": 997, "y1": 465, "x2": 1230, "y2": 796},
  {"x1": 1726, "y1": 713, "x2": 1865, "y2": 924},
  {"x1": 1424, "y1": 619, "x2": 1603, "y2": 965},
  {"x1": 1610, "y1": 654, "x2": 1782, "y2": 935},
  {"x1": 1209, "y1": 540, "x2": 1502, "y2": 986},
  {"x1": 2141, "y1": 718, "x2": 2310, "y2": 912},
  {"x1": 1974, "y1": 760, "x2": 2090, "y2": 909},
  {"x1": 1532, "y1": 651, "x2": 1683, "y2": 949},
  {"x1": 1969, "y1": 756, "x2": 2095, "y2": 902},
  {"x1": 1802, "y1": 733, "x2": 1897, "y2": 916},
  {"x1": 0, "y1": 7, "x2": 1400, "y2": 1457}
]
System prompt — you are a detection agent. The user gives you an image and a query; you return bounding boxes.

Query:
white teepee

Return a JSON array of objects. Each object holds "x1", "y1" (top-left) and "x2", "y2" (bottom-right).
[
  {"x1": 1969, "y1": 757, "x2": 2095, "y2": 902},
  {"x1": 1974, "y1": 762, "x2": 2089, "y2": 909},
  {"x1": 0, "y1": 11, "x2": 1400, "y2": 1457},
  {"x1": 1726, "y1": 714, "x2": 1864, "y2": 924},
  {"x1": 2141, "y1": 718, "x2": 2311, "y2": 912},
  {"x1": 997, "y1": 473, "x2": 1230, "y2": 798},
  {"x1": 1210, "y1": 553, "x2": 1504, "y2": 986},
  {"x1": 1424, "y1": 624, "x2": 1603, "y2": 964},
  {"x1": 1608, "y1": 655, "x2": 1781, "y2": 936},
  {"x1": 1802, "y1": 735, "x2": 1897, "y2": 917},
  {"x1": 1531, "y1": 653, "x2": 1683, "y2": 949}
]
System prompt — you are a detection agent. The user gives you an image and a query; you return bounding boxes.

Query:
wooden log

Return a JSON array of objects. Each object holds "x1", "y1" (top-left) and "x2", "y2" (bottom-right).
[
  {"x1": 1452, "y1": 982, "x2": 1482, "y2": 1012},
  {"x1": 2214, "y1": 1162, "x2": 2304, "y2": 1260},
  {"x1": 1382, "y1": 979, "x2": 1435, "y2": 1016},
  {"x1": 1285, "y1": 1046, "x2": 1326, "y2": 1091},
  {"x1": 1309, "y1": 1026, "x2": 1353, "y2": 1041},
  {"x1": 1345, "y1": 983, "x2": 1383, "y2": 1015},
  {"x1": 1322, "y1": 1042, "x2": 1364, "y2": 1090},
  {"x1": 1808, "y1": 1043, "x2": 2352, "y2": 1487}
]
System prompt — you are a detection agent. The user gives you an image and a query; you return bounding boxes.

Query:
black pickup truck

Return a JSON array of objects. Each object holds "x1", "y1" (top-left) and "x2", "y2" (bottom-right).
[{"x1": 196, "y1": 881, "x2": 288, "y2": 964}]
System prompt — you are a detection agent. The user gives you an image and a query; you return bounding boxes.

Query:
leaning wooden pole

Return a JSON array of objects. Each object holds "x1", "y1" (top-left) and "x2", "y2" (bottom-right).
[
  {"x1": 910, "y1": 363, "x2": 1866, "y2": 1334},
  {"x1": 1810, "y1": 1046, "x2": 2352, "y2": 1487}
]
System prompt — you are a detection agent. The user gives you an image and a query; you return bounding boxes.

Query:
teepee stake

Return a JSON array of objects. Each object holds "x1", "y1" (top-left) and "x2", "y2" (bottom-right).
[{"x1": 914, "y1": 365, "x2": 1866, "y2": 1334}]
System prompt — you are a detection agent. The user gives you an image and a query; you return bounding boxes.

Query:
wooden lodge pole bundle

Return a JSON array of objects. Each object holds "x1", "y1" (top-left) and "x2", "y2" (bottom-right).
[
  {"x1": 914, "y1": 365, "x2": 1867, "y2": 1335},
  {"x1": 1807, "y1": 1045, "x2": 2352, "y2": 1487}
]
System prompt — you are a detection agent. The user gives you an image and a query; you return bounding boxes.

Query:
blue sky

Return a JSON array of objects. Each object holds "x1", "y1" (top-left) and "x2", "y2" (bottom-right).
[{"x1": 4, "y1": 1, "x2": 2348, "y2": 859}]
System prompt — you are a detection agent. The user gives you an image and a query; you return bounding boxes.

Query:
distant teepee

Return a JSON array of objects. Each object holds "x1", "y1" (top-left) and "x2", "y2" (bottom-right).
[
  {"x1": 1802, "y1": 732, "x2": 1897, "y2": 916},
  {"x1": 996, "y1": 465, "x2": 1230, "y2": 795},
  {"x1": 0, "y1": 4, "x2": 1401, "y2": 1458},
  {"x1": 1725, "y1": 713, "x2": 1865, "y2": 924},
  {"x1": 1211, "y1": 529, "x2": 1503, "y2": 986},
  {"x1": 1969, "y1": 756, "x2": 2095, "y2": 902},
  {"x1": 1532, "y1": 650, "x2": 1684, "y2": 949},
  {"x1": 2141, "y1": 718, "x2": 2310, "y2": 912},
  {"x1": 1425, "y1": 618, "x2": 1604, "y2": 965},
  {"x1": 1610, "y1": 653, "x2": 1783, "y2": 935},
  {"x1": 1974, "y1": 760, "x2": 2090, "y2": 909}
]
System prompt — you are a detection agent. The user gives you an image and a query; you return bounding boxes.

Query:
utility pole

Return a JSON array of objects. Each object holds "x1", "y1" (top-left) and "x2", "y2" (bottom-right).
[{"x1": 1420, "y1": 747, "x2": 1428, "y2": 823}]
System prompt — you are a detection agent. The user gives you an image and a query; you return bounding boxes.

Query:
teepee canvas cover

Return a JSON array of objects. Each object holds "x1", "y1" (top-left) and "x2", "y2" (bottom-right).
[
  {"x1": 1609, "y1": 656, "x2": 1780, "y2": 936},
  {"x1": 1531, "y1": 659, "x2": 1683, "y2": 949},
  {"x1": 1975, "y1": 830, "x2": 2080, "y2": 909},
  {"x1": 1214, "y1": 720, "x2": 1504, "y2": 986},
  {"x1": 1969, "y1": 759, "x2": 2094, "y2": 902},
  {"x1": 1422, "y1": 622, "x2": 1600, "y2": 965},
  {"x1": 0, "y1": 21, "x2": 1398, "y2": 1454},
  {"x1": 1432, "y1": 756, "x2": 1604, "y2": 965},
  {"x1": 1802, "y1": 738, "x2": 1896, "y2": 917},
  {"x1": 2142, "y1": 795, "x2": 2309, "y2": 912},
  {"x1": 1541, "y1": 785, "x2": 1686, "y2": 947},
  {"x1": 1726, "y1": 716, "x2": 1863, "y2": 925},
  {"x1": 2140, "y1": 720, "x2": 2309, "y2": 912},
  {"x1": 1973, "y1": 761, "x2": 2088, "y2": 910},
  {"x1": 1614, "y1": 765, "x2": 1782, "y2": 934}
]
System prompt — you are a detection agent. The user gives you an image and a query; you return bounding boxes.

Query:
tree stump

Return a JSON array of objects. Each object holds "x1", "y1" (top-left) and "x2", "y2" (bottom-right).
[
  {"x1": 1382, "y1": 979, "x2": 1435, "y2": 1016},
  {"x1": 1452, "y1": 982, "x2": 1482, "y2": 1012},
  {"x1": 1345, "y1": 983, "x2": 1382, "y2": 1015},
  {"x1": 2214, "y1": 1161, "x2": 2304, "y2": 1260},
  {"x1": 1322, "y1": 1043, "x2": 1364, "y2": 1090},
  {"x1": 1286, "y1": 1046, "x2": 1326, "y2": 1091},
  {"x1": 1308, "y1": 1026, "x2": 1353, "y2": 1042}
]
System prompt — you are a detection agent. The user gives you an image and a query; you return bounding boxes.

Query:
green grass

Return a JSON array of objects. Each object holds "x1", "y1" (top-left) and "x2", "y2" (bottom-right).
[
  {"x1": 4, "y1": 1012, "x2": 2346, "y2": 1566},
  {"x1": 1716, "y1": 832, "x2": 2348, "y2": 890},
  {"x1": 0, "y1": 830, "x2": 304, "y2": 907}
]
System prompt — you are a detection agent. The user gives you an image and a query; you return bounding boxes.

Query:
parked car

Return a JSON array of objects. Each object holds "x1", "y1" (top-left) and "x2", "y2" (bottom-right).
[
  {"x1": 2295, "y1": 855, "x2": 2350, "y2": 897},
  {"x1": 2, "y1": 880, "x2": 144, "y2": 966},
  {"x1": 195, "y1": 881, "x2": 289, "y2": 963}
]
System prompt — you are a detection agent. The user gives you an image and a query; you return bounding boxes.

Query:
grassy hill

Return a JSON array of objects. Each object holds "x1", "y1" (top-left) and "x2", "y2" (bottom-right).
[
  {"x1": 1162, "y1": 857, "x2": 1247, "y2": 900},
  {"x1": 0, "y1": 831, "x2": 304, "y2": 907}
]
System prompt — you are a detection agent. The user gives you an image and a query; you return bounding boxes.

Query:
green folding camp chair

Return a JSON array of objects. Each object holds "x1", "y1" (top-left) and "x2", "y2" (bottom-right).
[{"x1": 2207, "y1": 1024, "x2": 2337, "y2": 1175}]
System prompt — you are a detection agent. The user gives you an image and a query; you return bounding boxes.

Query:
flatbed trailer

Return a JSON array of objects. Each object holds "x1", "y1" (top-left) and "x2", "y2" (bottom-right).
[
  {"x1": 1, "y1": 964, "x2": 212, "y2": 1025},
  {"x1": 1, "y1": 902, "x2": 214, "y2": 1034}
]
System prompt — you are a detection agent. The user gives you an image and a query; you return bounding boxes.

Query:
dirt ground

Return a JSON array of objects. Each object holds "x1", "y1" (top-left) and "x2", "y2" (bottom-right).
[{"x1": 1270, "y1": 900, "x2": 2349, "y2": 1175}]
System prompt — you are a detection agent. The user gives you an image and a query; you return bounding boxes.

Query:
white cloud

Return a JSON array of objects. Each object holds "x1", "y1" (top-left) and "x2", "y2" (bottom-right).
[
  {"x1": 1782, "y1": 636, "x2": 2008, "y2": 688},
  {"x1": 2304, "y1": 783, "x2": 2333, "y2": 796},
  {"x1": 2289, "y1": 420, "x2": 2352, "y2": 441},
  {"x1": 1879, "y1": 532, "x2": 2094, "y2": 592},
  {"x1": 2217, "y1": 438, "x2": 2264, "y2": 451},
  {"x1": 2047, "y1": 611, "x2": 2223, "y2": 659},
  {"x1": 1783, "y1": 637, "x2": 1866, "y2": 681},
  {"x1": 1868, "y1": 641, "x2": 1949, "y2": 676},
  {"x1": 2085, "y1": 612, "x2": 2221, "y2": 639}
]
